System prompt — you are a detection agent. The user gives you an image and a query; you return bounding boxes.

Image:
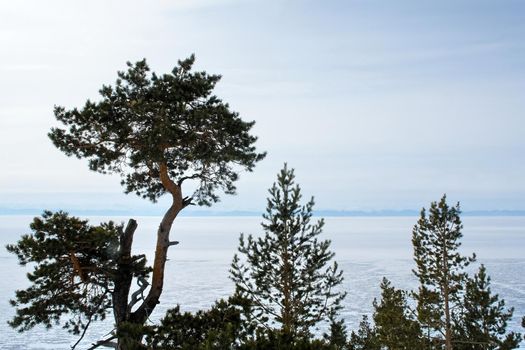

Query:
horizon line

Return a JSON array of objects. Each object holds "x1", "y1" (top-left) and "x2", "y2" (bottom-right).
[{"x1": 2, "y1": 208, "x2": 525, "y2": 217}]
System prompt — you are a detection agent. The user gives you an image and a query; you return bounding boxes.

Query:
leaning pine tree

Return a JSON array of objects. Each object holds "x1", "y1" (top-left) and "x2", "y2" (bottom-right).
[
  {"x1": 8, "y1": 55, "x2": 265, "y2": 349},
  {"x1": 230, "y1": 165, "x2": 346, "y2": 343}
]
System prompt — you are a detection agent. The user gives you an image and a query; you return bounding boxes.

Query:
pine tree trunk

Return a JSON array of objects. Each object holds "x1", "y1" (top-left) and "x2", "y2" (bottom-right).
[
  {"x1": 128, "y1": 162, "x2": 183, "y2": 340},
  {"x1": 280, "y1": 225, "x2": 293, "y2": 340},
  {"x1": 282, "y1": 252, "x2": 292, "y2": 338},
  {"x1": 443, "y1": 240, "x2": 453, "y2": 350},
  {"x1": 113, "y1": 219, "x2": 138, "y2": 325},
  {"x1": 444, "y1": 287, "x2": 452, "y2": 350},
  {"x1": 131, "y1": 197, "x2": 181, "y2": 324}
]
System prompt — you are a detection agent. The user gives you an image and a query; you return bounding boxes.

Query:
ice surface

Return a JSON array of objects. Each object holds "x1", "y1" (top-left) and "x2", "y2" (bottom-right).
[{"x1": 0, "y1": 216, "x2": 523, "y2": 349}]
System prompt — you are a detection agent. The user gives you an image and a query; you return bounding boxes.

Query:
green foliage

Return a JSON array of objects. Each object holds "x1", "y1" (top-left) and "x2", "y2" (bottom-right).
[
  {"x1": 116, "y1": 322, "x2": 149, "y2": 350},
  {"x1": 454, "y1": 265, "x2": 521, "y2": 350},
  {"x1": 146, "y1": 295, "x2": 344, "y2": 350},
  {"x1": 347, "y1": 316, "x2": 380, "y2": 350},
  {"x1": 372, "y1": 278, "x2": 425, "y2": 350},
  {"x1": 230, "y1": 165, "x2": 346, "y2": 340},
  {"x1": 410, "y1": 195, "x2": 520, "y2": 349},
  {"x1": 49, "y1": 55, "x2": 265, "y2": 204},
  {"x1": 412, "y1": 195, "x2": 475, "y2": 346},
  {"x1": 348, "y1": 280, "x2": 427, "y2": 350},
  {"x1": 6, "y1": 211, "x2": 149, "y2": 334},
  {"x1": 241, "y1": 329, "x2": 334, "y2": 350},
  {"x1": 146, "y1": 298, "x2": 245, "y2": 350},
  {"x1": 8, "y1": 55, "x2": 266, "y2": 349},
  {"x1": 324, "y1": 316, "x2": 349, "y2": 350}
]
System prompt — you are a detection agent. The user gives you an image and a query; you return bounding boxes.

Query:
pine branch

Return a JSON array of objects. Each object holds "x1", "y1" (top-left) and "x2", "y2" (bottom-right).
[{"x1": 71, "y1": 290, "x2": 109, "y2": 350}]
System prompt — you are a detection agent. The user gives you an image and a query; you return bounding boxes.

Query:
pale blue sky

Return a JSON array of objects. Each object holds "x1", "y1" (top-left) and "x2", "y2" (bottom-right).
[{"x1": 1, "y1": 0, "x2": 524, "y2": 214}]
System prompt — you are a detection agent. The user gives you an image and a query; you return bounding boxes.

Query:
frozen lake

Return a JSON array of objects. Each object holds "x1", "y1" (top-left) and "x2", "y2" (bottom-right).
[{"x1": 0, "y1": 215, "x2": 524, "y2": 349}]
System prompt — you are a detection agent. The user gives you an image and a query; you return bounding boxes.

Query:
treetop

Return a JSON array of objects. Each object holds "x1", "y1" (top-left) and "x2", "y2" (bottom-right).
[{"x1": 49, "y1": 55, "x2": 265, "y2": 205}]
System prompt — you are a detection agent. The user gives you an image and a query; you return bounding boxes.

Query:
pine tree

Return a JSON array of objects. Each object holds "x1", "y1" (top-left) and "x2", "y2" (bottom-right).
[
  {"x1": 230, "y1": 165, "x2": 345, "y2": 342},
  {"x1": 324, "y1": 316, "x2": 348, "y2": 349},
  {"x1": 6, "y1": 211, "x2": 149, "y2": 348},
  {"x1": 372, "y1": 278, "x2": 426, "y2": 350},
  {"x1": 10, "y1": 55, "x2": 265, "y2": 348},
  {"x1": 347, "y1": 316, "x2": 380, "y2": 350},
  {"x1": 454, "y1": 265, "x2": 521, "y2": 350},
  {"x1": 412, "y1": 195, "x2": 476, "y2": 349}
]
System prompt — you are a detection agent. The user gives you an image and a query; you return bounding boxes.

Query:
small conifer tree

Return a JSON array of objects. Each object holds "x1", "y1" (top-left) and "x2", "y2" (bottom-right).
[
  {"x1": 454, "y1": 265, "x2": 521, "y2": 350},
  {"x1": 145, "y1": 298, "x2": 245, "y2": 350},
  {"x1": 230, "y1": 164, "x2": 345, "y2": 342},
  {"x1": 372, "y1": 278, "x2": 425, "y2": 350},
  {"x1": 347, "y1": 316, "x2": 380, "y2": 350}
]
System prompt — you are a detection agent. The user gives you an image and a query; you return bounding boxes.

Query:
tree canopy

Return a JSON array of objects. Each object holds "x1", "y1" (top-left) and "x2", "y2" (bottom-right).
[
  {"x1": 454, "y1": 265, "x2": 521, "y2": 349},
  {"x1": 6, "y1": 212, "x2": 148, "y2": 344},
  {"x1": 49, "y1": 55, "x2": 265, "y2": 205},
  {"x1": 372, "y1": 278, "x2": 425, "y2": 349}
]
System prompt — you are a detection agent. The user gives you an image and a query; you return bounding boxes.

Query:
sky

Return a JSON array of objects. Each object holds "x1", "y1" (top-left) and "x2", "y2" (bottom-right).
[{"x1": 1, "y1": 0, "x2": 524, "y2": 214}]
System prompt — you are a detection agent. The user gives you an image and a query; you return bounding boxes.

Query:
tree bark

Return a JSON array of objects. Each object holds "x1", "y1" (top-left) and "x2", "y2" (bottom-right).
[
  {"x1": 130, "y1": 200, "x2": 181, "y2": 324},
  {"x1": 106, "y1": 162, "x2": 185, "y2": 349},
  {"x1": 131, "y1": 162, "x2": 183, "y2": 325},
  {"x1": 443, "y1": 236, "x2": 453, "y2": 350},
  {"x1": 444, "y1": 284, "x2": 452, "y2": 350},
  {"x1": 113, "y1": 219, "x2": 138, "y2": 325},
  {"x1": 112, "y1": 219, "x2": 138, "y2": 350},
  {"x1": 281, "y1": 249, "x2": 292, "y2": 338}
]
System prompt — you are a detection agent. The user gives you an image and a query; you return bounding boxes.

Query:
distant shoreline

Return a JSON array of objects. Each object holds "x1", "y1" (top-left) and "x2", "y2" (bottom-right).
[{"x1": 2, "y1": 209, "x2": 525, "y2": 217}]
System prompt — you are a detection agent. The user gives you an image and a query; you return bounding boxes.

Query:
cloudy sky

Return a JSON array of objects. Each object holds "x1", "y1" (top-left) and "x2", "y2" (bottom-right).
[{"x1": 1, "y1": 0, "x2": 524, "y2": 214}]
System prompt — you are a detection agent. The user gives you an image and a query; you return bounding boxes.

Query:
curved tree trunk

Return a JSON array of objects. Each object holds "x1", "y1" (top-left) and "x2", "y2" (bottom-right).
[
  {"x1": 130, "y1": 162, "x2": 184, "y2": 326},
  {"x1": 130, "y1": 199, "x2": 182, "y2": 324},
  {"x1": 104, "y1": 162, "x2": 186, "y2": 348}
]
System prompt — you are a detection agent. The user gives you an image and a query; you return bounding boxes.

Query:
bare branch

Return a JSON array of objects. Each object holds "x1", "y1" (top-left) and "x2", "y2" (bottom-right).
[
  {"x1": 177, "y1": 173, "x2": 201, "y2": 186},
  {"x1": 128, "y1": 276, "x2": 150, "y2": 312},
  {"x1": 86, "y1": 335, "x2": 117, "y2": 350},
  {"x1": 71, "y1": 291, "x2": 109, "y2": 350},
  {"x1": 182, "y1": 196, "x2": 194, "y2": 208}
]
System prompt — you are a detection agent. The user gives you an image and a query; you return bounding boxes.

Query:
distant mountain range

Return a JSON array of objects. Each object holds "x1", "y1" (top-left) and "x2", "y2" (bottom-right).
[{"x1": 2, "y1": 208, "x2": 525, "y2": 217}]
